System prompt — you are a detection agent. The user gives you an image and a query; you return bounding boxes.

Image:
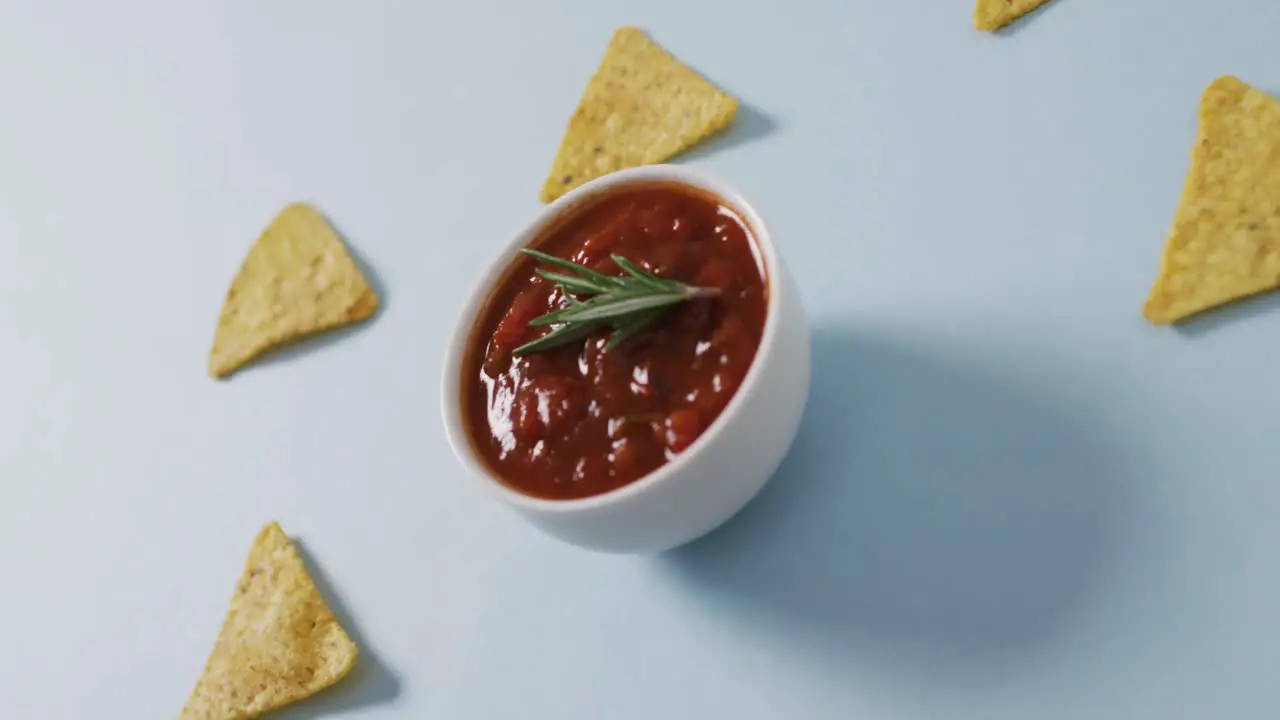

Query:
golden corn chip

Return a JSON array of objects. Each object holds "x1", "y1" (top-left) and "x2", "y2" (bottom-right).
[
  {"x1": 1144, "y1": 76, "x2": 1280, "y2": 324},
  {"x1": 540, "y1": 27, "x2": 738, "y2": 203},
  {"x1": 180, "y1": 522, "x2": 358, "y2": 720},
  {"x1": 974, "y1": 0, "x2": 1054, "y2": 31},
  {"x1": 209, "y1": 203, "x2": 379, "y2": 378}
]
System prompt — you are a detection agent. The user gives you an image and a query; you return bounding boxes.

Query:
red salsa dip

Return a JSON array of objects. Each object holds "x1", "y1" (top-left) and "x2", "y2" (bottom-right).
[{"x1": 461, "y1": 182, "x2": 768, "y2": 500}]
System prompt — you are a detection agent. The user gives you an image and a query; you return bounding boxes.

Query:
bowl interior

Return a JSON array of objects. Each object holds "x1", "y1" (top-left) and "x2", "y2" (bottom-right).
[{"x1": 441, "y1": 165, "x2": 784, "y2": 514}]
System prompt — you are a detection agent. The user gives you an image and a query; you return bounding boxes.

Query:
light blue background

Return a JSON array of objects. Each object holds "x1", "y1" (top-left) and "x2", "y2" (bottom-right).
[{"x1": 1, "y1": 1, "x2": 1277, "y2": 718}]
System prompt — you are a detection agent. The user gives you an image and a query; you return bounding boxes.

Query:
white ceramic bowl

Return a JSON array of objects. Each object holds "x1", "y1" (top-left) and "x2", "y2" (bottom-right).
[{"x1": 441, "y1": 165, "x2": 811, "y2": 554}]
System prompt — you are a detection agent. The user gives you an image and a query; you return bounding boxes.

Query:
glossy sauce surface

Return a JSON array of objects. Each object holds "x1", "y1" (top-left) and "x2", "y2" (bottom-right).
[{"x1": 462, "y1": 183, "x2": 768, "y2": 500}]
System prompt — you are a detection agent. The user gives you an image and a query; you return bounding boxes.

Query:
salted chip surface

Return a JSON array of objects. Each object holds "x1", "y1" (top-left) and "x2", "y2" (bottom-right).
[
  {"x1": 180, "y1": 522, "x2": 358, "y2": 720},
  {"x1": 209, "y1": 203, "x2": 379, "y2": 378},
  {"x1": 974, "y1": 0, "x2": 1054, "y2": 31},
  {"x1": 539, "y1": 27, "x2": 738, "y2": 203},
  {"x1": 1144, "y1": 76, "x2": 1280, "y2": 324}
]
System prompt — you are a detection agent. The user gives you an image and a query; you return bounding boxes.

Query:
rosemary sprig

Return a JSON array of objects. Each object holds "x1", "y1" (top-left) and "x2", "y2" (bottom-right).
[{"x1": 512, "y1": 249, "x2": 718, "y2": 355}]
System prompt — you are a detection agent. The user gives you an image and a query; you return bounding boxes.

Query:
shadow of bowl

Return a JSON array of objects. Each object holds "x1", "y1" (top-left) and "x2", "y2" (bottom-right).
[{"x1": 661, "y1": 325, "x2": 1132, "y2": 675}]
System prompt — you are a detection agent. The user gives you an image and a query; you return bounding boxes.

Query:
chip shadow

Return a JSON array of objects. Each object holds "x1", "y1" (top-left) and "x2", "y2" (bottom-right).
[
  {"x1": 1170, "y1": 289, "x2": 1280, "y2": 337},
  {"x1": 661, "y1": 326, "x2": 1132, "y2": 676},
  {"x1": 274, "y1": 541, "x2": 403, "y2": 719},
  {"x1": 677, "y1": 101, "x2": 778, "y2": 162},
  {"x1": 226, "y1": 217, "x2": 387, "y2": 376}
]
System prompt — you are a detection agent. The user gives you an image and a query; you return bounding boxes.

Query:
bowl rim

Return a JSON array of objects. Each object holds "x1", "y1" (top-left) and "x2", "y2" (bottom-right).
[{"x1": 441, "y1": 164, "x2": 784, "y2": 515}]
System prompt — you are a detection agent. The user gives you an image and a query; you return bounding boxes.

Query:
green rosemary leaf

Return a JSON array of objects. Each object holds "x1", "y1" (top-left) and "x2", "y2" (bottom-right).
[
  {"x1": 552, "y1": 292, "x2": 691, "y2": 323},
  {"x1": 534, "y1": 269, "x2": 607, "y2": 296},
  {"x1": 512, "y1": 249, "x2": 719, "y2": 356},
  {"x1": 611, "y1": 255, "x2": 682, "y2": 292},
  {"x1": 511, "y1": 321, "x2": 603, "y2": 356},
  {"x1": 521, "y1": 249, "x2": 621, "y2": 286},
  {"x1": 605, "y1": 307, "x2": 665, "y2": 351},
  {"x1": 527, "y1": 288, "x2": 658, "y2": 327},
  {"x1": 525, "y1": 294, "x2": 609, "y2": 327}
]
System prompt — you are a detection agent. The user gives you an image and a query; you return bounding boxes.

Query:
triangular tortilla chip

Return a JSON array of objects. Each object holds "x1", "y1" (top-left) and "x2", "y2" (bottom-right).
[
  {"x1": 180, "y1": 522, "x2": 358, "y2": 720},
  {"x1": 974, "y1": 0, "x2": 1054, "y2": 31},
  {"x1": 539, "y1": 27, "x2": 738, "y2": 203},
  {"x1": 1144, "y1": 76, "x2": 1280, "y2": 324},
  {"x1": 209, "y1": 203, "x2": 379, "y2": 378}
]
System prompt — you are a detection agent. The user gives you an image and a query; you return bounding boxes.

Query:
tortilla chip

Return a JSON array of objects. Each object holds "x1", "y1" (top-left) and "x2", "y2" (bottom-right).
[
  {"x1": 974, "y1": 0, "x2": 1054, "y2": 31},
  {"x1": 539, "y1": 27, "x2": 738, "y2": 203},
  {"x1": 1144, "y1": 76, "x2": 1280, "y2": 324},
  {"x1": 209, "y1": 203, "x2": 379, "y2": 378},
  {"x1": 180, "y1": 522, "x2": 358, "y2": 720}
]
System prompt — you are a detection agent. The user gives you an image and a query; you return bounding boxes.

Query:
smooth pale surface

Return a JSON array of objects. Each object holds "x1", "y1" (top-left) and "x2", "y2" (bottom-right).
[{"x1": 0, "y1": 2, "x2": 1277, "y2": 719}]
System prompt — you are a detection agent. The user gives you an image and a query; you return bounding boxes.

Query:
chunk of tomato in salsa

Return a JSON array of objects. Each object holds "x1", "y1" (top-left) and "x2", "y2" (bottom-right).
[{"x1": 462, "y1": 183, "x2": 767, "y2": 501}]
